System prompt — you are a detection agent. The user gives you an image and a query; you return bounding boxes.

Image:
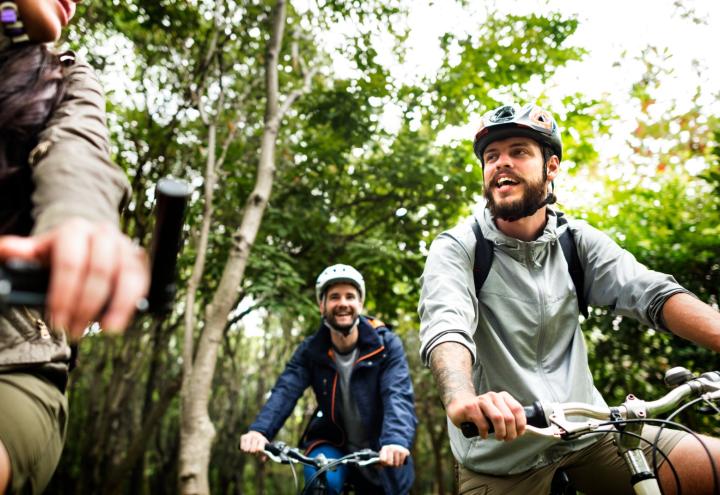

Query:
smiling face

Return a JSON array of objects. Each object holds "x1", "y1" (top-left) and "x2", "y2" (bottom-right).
[
  {"x1": 319, "y1": 282, "x2": 363, "y2": 334},
  {"x1": 482, "y1": 136, "x2": 557, "y2": 221},
  {"x1": 16, "y1": 0, "x2": 80, "y2": 42}
]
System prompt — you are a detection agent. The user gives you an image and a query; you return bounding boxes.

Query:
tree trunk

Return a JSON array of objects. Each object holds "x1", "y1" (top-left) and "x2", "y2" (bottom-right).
[
  {"x1": 177, "y1": 1, "x2": 319, "y2": 493},
  {"x1": 432, "y1": 429, "x2": 447, "y2": 495}
]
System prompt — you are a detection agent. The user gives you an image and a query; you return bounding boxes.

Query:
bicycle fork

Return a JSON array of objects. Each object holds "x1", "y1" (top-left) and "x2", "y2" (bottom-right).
[{"x1": 613, "y1": 397, "x2": 662, "y2": 495}]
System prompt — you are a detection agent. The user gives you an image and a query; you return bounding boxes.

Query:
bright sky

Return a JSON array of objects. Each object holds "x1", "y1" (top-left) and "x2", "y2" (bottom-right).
[
  {"x1": 424, "y1": 1, "x2": 716, "y2": 144},
  {"x1": 398, "y1": 0, "x2": 719, "y2": 107},
  {"x1": 375, "y1": 0, "x2": 720, "y2": 208}
]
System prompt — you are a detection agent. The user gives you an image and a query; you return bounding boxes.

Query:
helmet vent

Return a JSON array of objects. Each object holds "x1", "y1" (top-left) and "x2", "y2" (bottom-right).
[{"x1": 491, "y1": 105, "x2": 516, "y2": 123}]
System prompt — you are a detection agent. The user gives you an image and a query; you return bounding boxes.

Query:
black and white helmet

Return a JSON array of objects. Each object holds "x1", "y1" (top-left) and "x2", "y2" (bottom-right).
[
  {"x1": 473, "y1": 103, "x2": 562, "y2": 163},
  {"x1": 315, "y1": 264, "x2": 365, "y2": 303}
]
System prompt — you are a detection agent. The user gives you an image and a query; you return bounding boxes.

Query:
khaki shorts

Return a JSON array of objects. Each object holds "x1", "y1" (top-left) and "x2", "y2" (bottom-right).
[
  {"x1": 0, "y1": 372, "x2": 68, "y2": 495},
  {"x1": 459, "y1": 426, "x2": 686, "y2": 495}
]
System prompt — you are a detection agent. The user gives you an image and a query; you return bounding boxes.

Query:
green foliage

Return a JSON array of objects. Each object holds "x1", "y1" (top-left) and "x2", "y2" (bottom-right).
[
  {"x1": 49, "y1": 1, "x2": 720, "y2": 493},
  {"x1": 564, "y1": 45, "x2": 720, "y2": 435},
  {"x1": 559, "y1": 94, "x2": 614, "y2": 171},
  {"x1": 430, "y1": 12, "x2": 584, "y2": 127}
]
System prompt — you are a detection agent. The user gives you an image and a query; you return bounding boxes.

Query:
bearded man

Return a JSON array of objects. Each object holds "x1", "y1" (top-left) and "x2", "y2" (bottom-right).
[
  {"x1": 240, "y1": 264, "x2": 416, "y2": 495},
  {"x1": 418, "y1": 103, "x2": 720, "y2": 495}
]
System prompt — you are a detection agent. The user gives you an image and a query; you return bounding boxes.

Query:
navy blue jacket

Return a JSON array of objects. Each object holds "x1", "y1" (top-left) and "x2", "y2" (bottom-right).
[{"x1": 249, "y1": 315, "x2": 417, "y2": 494}]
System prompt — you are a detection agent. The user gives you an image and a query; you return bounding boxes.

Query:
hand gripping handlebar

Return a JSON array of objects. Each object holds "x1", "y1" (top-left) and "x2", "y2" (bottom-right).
[
  {"x1": 460, "y1": 401, "x2": 547, "y2": 438},
  {"x1": 0, "y1": 177, "x2": 191, "y2": 315}
]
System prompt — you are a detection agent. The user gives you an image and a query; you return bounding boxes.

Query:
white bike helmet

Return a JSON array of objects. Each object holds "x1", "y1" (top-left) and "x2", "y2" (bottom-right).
[{"x1": 315, "y1": 264, "x2": 365, "y2": 303}]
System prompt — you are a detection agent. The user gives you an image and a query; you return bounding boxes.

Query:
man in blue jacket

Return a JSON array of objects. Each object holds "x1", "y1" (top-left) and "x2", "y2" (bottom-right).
[{"x1": 240, "y1": 264, "x2": 416, "y2": 494}]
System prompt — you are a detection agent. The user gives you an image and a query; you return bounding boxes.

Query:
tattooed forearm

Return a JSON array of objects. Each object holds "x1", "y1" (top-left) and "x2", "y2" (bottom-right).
[{"x1": 429, "y1": 342, "x2": 475, "y2": 408}]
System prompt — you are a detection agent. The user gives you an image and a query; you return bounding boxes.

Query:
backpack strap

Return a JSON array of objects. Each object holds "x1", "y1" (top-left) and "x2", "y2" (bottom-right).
[
  {"x1": 366, "y1": 315, "x2": 387, "y2": 330},
  {"x1": 471, "y1": 219, "x2": 494, "y2": 298},
  {"x1": 556, "y1": 213, "x2": 589, "y2": 318}
]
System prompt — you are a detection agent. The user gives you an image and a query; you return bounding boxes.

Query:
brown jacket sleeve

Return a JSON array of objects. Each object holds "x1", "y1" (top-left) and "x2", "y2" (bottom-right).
[{"x1": 28, "y1": 56, "x2": 130, "y2": 235}]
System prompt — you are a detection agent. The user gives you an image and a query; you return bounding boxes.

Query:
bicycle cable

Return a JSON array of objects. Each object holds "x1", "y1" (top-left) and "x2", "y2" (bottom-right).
[
  {"x1": 655, "y1": 396, "x2": 720, "y2": 495},
  {"x1": 597, "y1": 416, "x2": 718, "y2": 495},
  {"x1": 289, "y1": 460, "x2": 300, "y2": 493}
]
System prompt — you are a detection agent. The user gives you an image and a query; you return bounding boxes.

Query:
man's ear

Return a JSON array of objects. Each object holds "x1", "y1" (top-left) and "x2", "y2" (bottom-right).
[
  {"x1": 318, "y1": 297, "x2": 325, "y2": 313},
  {"x1": 546, "y1": 155, "x2": 560, "y2": 182}
]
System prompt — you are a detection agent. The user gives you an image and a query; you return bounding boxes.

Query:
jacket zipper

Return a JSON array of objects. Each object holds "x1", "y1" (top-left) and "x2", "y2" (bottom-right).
[{"x1": 530, "y1": 246, "x2": 560, "y2": 402}]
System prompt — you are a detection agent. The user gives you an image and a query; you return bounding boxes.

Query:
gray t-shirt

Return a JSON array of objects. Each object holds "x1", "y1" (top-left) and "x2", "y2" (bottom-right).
[
  {"x1": 334, "y1": 347, "x2": 367, "y2": 450},
  {"x1": 333, "y1": 347, "x2": 381, "y2": 485}
]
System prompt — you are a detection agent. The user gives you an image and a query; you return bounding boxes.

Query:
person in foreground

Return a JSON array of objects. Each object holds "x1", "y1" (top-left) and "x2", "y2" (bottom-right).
[
  {"x1": 0, "y1": 1, "x2": 148, "y2": 493},
  {"x1": 240, "y1": 264, "x2": 416, "y2": 494},
  {"x1": 418, "y1": 102, "x2": 720, "y2": 494}
]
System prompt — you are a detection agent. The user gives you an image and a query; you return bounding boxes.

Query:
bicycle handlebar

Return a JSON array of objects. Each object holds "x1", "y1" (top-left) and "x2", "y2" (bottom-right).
[
  {"x1": 264, "y1": 441, "x2": 317, "y2": 465},
  {"x1": 263, "y1": 441, "x2": 381, "y2": 468},
  {"x1": 460, "y1": 369, "x2": 720, "y2": 439},
  {"x1": 0, "y1": 177, "x2": 191, "y2": 315}
]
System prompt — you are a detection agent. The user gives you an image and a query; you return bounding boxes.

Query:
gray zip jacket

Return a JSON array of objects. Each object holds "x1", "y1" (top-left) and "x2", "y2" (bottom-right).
[{"x1": 418, "y1": 206, "x2": 688, "y2": 475}]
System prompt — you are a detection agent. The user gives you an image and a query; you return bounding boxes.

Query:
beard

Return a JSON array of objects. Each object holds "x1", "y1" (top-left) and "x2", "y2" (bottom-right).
[
  {"x1": 484, "y1": 172, "x2": 548, "y2": 221},
  {"x1": 323, "y1": 307, "x2": 359, "y2": 335}
]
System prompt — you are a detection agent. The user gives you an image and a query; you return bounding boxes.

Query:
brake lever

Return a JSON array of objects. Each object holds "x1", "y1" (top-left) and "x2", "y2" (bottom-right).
[
  {"x1": 527, "y1": 404, "x2": 610, "y2": 440},
  {"x1": 352, "y1": 448, "x2": 379, "y2": 460},
  {"x1": 524, "y1": 424, "x2": 565, "y2": 439},
  {"x1": 263, "y1": 450, "x2": 286, "y2": 463},
  {"x1": 263, "y1": 442, "x2": 290, "y2": 464}
]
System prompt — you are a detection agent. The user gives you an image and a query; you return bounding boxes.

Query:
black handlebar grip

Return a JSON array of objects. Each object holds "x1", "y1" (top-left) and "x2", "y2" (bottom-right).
[
  {"x1": 0, "y1": 259, "x2": 49, "y2": 307},
  {"x1": 263, "y1": 442, "x2": 283, "y2": 456},
  {"x1": 146, "y1": 178, "x2": 191, "y2": 315},
  {"x1": 0, "y1": 178, "x2": 191, "y2": 313},
  {"x1": 460, "y1": 401, "x2": 547, "y2": 438}
]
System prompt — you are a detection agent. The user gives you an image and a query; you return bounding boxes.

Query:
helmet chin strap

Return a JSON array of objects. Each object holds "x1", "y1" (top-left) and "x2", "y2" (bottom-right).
[
  {"x1": 322, "y1": 317, "x2": 359, "y2": 337},
  {"x1": 504, "y1": 187, "x2": 555, "y2": 222}
]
